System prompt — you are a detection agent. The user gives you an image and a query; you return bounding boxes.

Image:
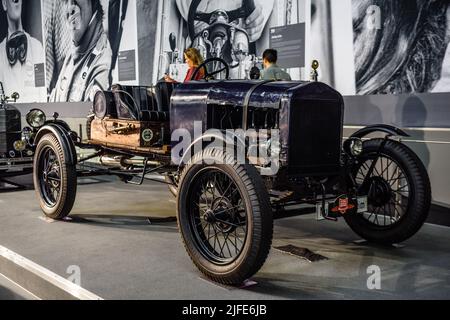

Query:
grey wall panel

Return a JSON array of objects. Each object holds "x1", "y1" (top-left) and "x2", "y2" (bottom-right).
[
  {"x1": 344, "y1": 93, "x2": 450, "y2": 128},
  {"x1": 13, "y1": 102, "x2": 91, "y2": 118}
]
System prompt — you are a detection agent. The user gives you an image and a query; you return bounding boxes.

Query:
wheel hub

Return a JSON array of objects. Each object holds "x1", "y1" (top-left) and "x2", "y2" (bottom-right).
[
  {"x1": 203, "y1": 209, "x2": 216, "y2": 223},
  {"x1": 368, "y1": 176, "x2": 392, "y2": 207},
  {"x1": 201, "y1": 198, "x2": 236, "y2": 233}
]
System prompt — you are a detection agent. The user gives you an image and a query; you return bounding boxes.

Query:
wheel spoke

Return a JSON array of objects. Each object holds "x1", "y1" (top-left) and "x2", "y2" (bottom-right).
[
  {"x1": 380, "y1": 159, "x2": 393, "y2": 180},
  {"x1": 214, "y1": 217, "x2": 244, "y2": 228}
]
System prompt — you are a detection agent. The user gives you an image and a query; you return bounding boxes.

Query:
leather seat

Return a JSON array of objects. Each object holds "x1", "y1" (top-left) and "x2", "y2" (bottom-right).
[
  {"x1": 111, "y1": 84, "x2": 139, "y2": 120},
  {"x1": 111, "y1": 84, "x2": 171, "y2": 122}
]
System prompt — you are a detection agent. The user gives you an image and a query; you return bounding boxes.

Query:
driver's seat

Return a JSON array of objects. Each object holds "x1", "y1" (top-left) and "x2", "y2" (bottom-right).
[{"x1": 111, "y1": 84, "x2": 171, "y2": 122}]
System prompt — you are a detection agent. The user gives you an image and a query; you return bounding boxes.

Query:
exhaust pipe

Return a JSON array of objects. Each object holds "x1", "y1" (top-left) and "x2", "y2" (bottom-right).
[{"x1": 99, "y1": 155, "x2": 161, "y2": 169}]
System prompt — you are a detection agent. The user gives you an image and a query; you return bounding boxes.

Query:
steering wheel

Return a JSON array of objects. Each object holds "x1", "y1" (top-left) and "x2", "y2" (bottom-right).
[
  {"x1": 187, "y1": 0, "x2": 256, "y2": 41},
  {"x1": 191, "y1": 57, "x2": 230, "y2": 81}
]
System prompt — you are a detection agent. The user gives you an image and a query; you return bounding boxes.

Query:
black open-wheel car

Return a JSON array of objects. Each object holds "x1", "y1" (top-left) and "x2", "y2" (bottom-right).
[{"x1": 32, "y1": 59, "x2": 431, "y2": 285}]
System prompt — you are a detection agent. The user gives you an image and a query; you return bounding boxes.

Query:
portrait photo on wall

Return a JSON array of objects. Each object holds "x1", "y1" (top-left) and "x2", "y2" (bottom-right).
[
  {"x1": 154, "y1": 0, "x2": 310, "y2": 83},
  {"x1": 0, "y1": 0, "x2": 46, "y2": 103},
  {"x1": 44, "y1": 0, "x2": 138, "y2": 103},
  {"x1": 311, "y1": 0, "x2": 450, "y2": 96}
]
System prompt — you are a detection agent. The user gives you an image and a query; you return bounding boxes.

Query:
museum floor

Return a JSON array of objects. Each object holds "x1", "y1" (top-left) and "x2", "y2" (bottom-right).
[{"x1": 0, "y1": 176, "x2": 449, "y2": 300}]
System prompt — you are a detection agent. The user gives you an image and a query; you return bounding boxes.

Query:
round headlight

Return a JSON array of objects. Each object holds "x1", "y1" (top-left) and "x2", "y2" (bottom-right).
[
  {"x1": 26, "y1": 109, "x2": 46, "y2": 128},
  {"x1": 344, "y1": 138, "x2": 363, "y2": 157},
  {"x1": 349, "y1": 138, "x2": 363, "y2": 156},
  {"x1": 13, "y1": 140, "x2": 26, "y2": 152},
  {"x1": 93, "y1": 90, "x2": 115, "y2": 119}
]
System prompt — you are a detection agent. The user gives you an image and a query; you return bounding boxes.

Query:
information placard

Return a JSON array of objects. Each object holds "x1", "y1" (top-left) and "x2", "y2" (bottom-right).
[
  {"x1": 118, "y1": 50, "x2": 137, "y2": 82},
  {"x1": 269, "y1": 23, "x2": 306, "y2": 69}
]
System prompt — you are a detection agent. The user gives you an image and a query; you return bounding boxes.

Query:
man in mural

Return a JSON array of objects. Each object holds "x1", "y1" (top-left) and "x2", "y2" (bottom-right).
[
  {"x1": 0, "y1": 0, "x2": 45, "y2": 102},
  {"x1": 50, "y1": 0, "x2": 112, "y2": 102},
  {"x1": 175, "y1": 0, "x2": 274, "y2": 44},
  {"x1": 174, "y1": 0, "x2": 274, "y2": 79}
]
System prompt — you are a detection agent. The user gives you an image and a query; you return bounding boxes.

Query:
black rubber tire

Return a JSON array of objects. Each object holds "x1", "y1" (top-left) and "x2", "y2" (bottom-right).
[
  {"x1": 33, "y1": 133, "x2": 77, "y2": 220},
  {"x1": 177, "y1": 148, "x2": 273, "y2": 285},
  {"x1": 344, "y1": 139, "x2": 431, "y2": 244}
]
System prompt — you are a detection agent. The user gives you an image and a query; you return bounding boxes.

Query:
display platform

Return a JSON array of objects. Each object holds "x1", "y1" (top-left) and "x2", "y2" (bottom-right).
[{"x1": 0, "y1": 178, "x2": 449, "y2": 300}]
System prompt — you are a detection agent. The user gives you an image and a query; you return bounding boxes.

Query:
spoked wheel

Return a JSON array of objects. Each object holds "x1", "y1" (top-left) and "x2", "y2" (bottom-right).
[
  {"x1": 33, "y1": 134, "x2": 77, "y2": 220},
  {"x1": 177, "y1": 149, "x2": 272, "y2": 285},
  {"x1": 344, "y1": 139, "x2": 431, "y2": 244},
  {"x1": 189, "y1": 169, "x2": 248, "y2": 264}
]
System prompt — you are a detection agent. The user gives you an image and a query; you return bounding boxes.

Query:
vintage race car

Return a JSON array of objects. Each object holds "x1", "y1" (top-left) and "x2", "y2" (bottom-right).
[
  {"x1": 0, "y1": 83, "x2": 46, "y2": 185},
  {"x1": 31, "y1": 59, "x2": 431, "y2": 285}
]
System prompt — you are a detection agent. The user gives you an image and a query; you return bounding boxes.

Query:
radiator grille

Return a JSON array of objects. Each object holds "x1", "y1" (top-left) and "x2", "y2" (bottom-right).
[
  {"x1": 0, "y1": 133, "x2": 6, "y2": 154},
  {"x1": 288, "y1": 99, "x2": 343, "y2": 175},
  {"x1": 0, "y1": 108, "x2": 21, "y2": 156}
]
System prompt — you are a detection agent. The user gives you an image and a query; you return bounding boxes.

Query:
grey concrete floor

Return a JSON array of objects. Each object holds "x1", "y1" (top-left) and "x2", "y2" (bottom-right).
[{"x1": 0, "y1": 176, "x2": 449, "y2": 300}]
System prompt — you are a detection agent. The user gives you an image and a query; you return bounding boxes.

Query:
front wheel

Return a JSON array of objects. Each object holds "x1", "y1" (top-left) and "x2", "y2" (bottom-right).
[
  {"x1": 344, "y1": 139, "x2": 431, "y2": 244},
  {"x1": 177, "y1": 149, "x2": 273, "y2": 285},
  {"x1": 33, "y1": 133, "x2": 77, "y2": 220}
]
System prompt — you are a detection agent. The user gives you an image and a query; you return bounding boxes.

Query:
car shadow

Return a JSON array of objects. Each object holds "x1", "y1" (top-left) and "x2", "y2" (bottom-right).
[
  {"x1": 57, "y1": 214, "x2": 179, "y2": 233},
  {"x1": 0, "y1": 176, "x2": 113, "y2": 193}
]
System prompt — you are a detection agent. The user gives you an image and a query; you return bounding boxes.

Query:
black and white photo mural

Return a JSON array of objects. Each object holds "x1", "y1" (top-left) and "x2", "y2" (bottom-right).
[
  {"x1": 44, "y1": 0, "x2": 142, "y2": 102},
  {"x1": 0, "y1": 0, "x2": 46, "y2": 103},
  {"x1": 153, "y1": 0, "x2": 310, "y2": 82},
  {"x1": 311, "y1": 0, "x2": 450, "y2": 95},
  {"x1": 353, "y1": 0, "x2": 450, "y2": 95},
  {"x1": 0, "y1": 0, "x2": 448, "y2": 102}
]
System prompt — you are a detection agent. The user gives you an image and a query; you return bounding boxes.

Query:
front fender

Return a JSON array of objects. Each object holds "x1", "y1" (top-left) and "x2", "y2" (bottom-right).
[
  {"x1": 176, "y1": 130, "x2": 246, "y2": 170},
  {"x1": 44, "y1": 119, "x2": 72, "y2": 132},
  {"x1": 34, "y1": 124, "x2": 77, "y2": 166},
  {"x1": 350, "y1": 124, "x2": 409, "y2": 139}
]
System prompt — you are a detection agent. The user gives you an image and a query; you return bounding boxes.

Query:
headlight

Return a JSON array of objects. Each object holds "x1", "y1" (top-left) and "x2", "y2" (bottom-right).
[
  {"x1": 13, "y1": 139, "x2": 26, "y2": 152},
  {"x1": 93, "y1": 90, "x2": 115, "y2": 119},
  {"x1": 26, "y1": 109, "x2": 46, "y2": 128},
  {"x1": 344, "y1": 138, "x2": 363, "y2": 156}
]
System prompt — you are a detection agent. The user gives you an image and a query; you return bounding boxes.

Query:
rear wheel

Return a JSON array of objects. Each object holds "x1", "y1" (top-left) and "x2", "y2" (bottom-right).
[
  {"x1": 177, "y1": 149, "x2": 273, "y2": 285},
  {"x1": 33, "y1": 134, "x2": 77, "y2": 220},
  {"x1": 344, "y1": 139, "x2": 431, "y2": 244}
]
